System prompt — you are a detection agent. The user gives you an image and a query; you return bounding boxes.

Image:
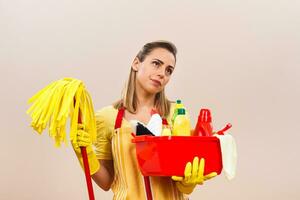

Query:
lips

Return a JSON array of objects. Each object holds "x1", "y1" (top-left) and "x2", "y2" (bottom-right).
[{"x1": 151, "y1": 79, "x2": 162, "y2": 86}]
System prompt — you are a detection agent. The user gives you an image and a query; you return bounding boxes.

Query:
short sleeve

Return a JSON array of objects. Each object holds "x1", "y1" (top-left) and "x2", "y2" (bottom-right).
[{"x1": 93, "y1": 106, "x2": 117, "y2": 160}]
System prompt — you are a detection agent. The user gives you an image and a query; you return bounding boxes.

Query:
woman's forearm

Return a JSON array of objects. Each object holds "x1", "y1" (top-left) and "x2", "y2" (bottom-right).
[{"x1": 91, "y1": 159, "x2": 114, "y2": 191}]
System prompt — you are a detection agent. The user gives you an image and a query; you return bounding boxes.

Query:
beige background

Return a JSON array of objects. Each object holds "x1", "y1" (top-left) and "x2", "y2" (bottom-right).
[{"x1": 1, "y1": 0, "x2": 300, "y2": 199}]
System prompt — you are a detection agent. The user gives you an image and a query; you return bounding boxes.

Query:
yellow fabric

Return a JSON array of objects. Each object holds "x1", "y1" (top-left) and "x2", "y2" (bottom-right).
[
  {"x1": 26, "y1": 77, "x2": 97, "y2": 147},
  {"x1": 93, "y1": 104, "x2": 189, "y2": 200}
]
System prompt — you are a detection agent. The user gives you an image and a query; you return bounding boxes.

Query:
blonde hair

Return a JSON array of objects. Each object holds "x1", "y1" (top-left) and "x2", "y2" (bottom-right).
[{"x1": 113, "y1": 40, "x2": 177, "y2": 118}]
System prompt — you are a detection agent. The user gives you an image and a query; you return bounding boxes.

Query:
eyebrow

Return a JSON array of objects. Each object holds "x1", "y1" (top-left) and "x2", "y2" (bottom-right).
[{"x1": 153, "y1": 59, "x2": 174, "y2": 69}]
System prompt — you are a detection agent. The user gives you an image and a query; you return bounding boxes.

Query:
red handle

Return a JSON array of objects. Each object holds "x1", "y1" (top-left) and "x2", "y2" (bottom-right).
[
  {"x1": 76, "y1": 100, "x2": 95, "y2": 200},
  {"x1": 81, "y1": 146, "x2": 95, "y2": 200},
  {"x1": 217, "y1": 123, "x2": 232, "y2": 135},
  {"x1": 144, "y1": 176, "x2": 153, "y2": 200}
]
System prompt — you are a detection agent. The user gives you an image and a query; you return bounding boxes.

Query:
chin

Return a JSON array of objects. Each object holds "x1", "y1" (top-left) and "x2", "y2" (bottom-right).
[{"x1": 146, "y1": 86, "x2": 163, "y2": 95}]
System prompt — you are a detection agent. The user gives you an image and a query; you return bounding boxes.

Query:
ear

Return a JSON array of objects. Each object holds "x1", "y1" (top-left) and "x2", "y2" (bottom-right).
[{"x1": 131, "y1": 57, "x2": 140, "y2": 72}]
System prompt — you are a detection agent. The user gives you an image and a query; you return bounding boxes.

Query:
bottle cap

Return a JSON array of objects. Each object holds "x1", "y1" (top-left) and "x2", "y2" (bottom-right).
[
  {"x1": 176, "y1": 99, "x2": 182, "y2": 104},
  {"x1": 199, "y1": 109, "x2": 211, "y2": 122},
  {"x1": 178, "y1": 108, "x2": 185, "y2": 115},
  {"x1": 162, "y1": 118, "x2": 168, "y2": 125}
]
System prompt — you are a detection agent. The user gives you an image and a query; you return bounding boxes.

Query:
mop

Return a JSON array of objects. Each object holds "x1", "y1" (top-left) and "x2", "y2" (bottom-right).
[{"x1": 26, "y1": 77, "x2": 96, "y2": 200}]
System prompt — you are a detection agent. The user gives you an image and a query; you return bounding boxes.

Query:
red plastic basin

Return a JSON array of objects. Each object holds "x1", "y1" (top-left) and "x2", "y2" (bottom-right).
[{"x1": 132, "y1": 135, "x2": 223, "y2": 177}]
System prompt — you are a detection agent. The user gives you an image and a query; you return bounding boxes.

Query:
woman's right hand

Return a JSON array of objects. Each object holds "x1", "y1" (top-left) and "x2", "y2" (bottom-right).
[
  {"x1": 72, "y1": 125, "x2": 115, "y2": 191},
  {"x1": 71, "y1": 124, "x2": 94, "y2": 154},
  {"x1": 71, "y1": 124, "x2": 100, "y2": 175}
]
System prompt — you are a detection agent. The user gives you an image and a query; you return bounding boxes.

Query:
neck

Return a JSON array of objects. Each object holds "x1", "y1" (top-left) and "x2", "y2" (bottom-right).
[{"x1": 135, "y1": 85, "x2": 156, "y2": 111}]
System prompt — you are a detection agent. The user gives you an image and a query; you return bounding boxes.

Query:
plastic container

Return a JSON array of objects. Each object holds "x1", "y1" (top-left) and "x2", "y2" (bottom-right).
[
  {"x1": 172, "y1": 99, "x2": 184, "y2": 124},
  {"x1": 172, "y1": 108, "x2": 191, "y2": 136},
  {"x1": 131, "y1": 135, "x2": 223, "y2": 177},
  {"x1": 194, "y1": 109, "x2": 213, "y2": 136},
  {"x1": 147, "y1": 109, "x2": 162, "y2": 136}
]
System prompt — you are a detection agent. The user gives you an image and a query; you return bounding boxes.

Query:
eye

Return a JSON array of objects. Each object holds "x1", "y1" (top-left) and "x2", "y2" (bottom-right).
[
  {"x1": 152, "y1": 61, "x2": 160, "y2": 67},
  {"x1": 166, "y1": 67, "x2": 173, "y2": 76}
]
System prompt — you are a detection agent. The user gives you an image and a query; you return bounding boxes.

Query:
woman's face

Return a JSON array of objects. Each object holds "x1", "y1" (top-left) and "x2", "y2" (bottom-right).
[{"x1": 132, "y1": 48, "x2": 176, "y2": 95}]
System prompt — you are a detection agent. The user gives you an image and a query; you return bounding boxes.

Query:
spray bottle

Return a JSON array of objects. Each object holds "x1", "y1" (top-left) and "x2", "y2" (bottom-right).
[{"x1": 193, "y1": 108, "x2": 213, "y2": 136}]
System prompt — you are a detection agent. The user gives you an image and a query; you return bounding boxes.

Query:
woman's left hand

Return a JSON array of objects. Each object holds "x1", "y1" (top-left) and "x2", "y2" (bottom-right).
[{"x1": 172, "y1": 156, "x2": 217, "y2": 186}]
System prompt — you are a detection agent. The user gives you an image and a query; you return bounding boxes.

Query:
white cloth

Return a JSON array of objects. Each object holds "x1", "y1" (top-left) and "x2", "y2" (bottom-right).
[
  {"x1": 215, "y1": 133, "x2": 237, "y2": 180},
  {"x1": 129, "y1": 116, "x2": 162, "y2": 136},
  {"x1": 146, "y1": 113, "x2": 162, "y2": 136}
]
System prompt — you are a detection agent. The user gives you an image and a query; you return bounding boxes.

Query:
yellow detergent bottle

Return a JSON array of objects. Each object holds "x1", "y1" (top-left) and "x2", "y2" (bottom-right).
[
  {"x1": 172, "y1": 99, "x2": 184, "y2": 125},
  {"x1": 172, "y1": 108, "x2": 191, "y2": 136}
]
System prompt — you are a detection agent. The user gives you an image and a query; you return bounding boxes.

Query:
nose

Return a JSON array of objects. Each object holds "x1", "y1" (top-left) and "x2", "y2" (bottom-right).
[{"x1": 157, "y1": 67, "x2": 165, "y2": 78}]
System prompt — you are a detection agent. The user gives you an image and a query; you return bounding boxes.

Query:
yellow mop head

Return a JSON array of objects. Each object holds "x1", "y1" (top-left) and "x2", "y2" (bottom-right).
[{"x1": 26, "y1": 77, "x2": 97, "y2": 147}]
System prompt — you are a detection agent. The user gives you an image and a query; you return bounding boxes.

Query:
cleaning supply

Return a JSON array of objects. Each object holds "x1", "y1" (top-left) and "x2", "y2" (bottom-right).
[
  {"x1": 130, "y1": 120, "x2": 147, "y2": 135},
  {"x1": 136, "y1": 122, "x2": 155, "y2": 136},
  {"x1": 26, "y1": 78, "x2": 97, "y2": 146},
  {"x1": 172, "y1": 108, "x2": 191, "y2": 136},
  {"x1": 214, "y1": 133, "x2": 237, "y2": 180},
  {"x1": 193, "y1": 108, "x2": 213, "y2": 136},
  {"x1": 26, "y1": 77, "x2": 97, "y2": 200},
  {"x1": 161, "y1": 119, "x2": 172, "y2": 136},
  {"x1": 171, "y1": 99, "x2": 184, "y2": 125},
  {"x1": 146, "y1": 109, "x2": 162, "y2": 136},
  {"x1": 130, "y1": 120, "x2": 155, "y2": 136},
  {"x1": 172, "y1": 157, "x2": 218, "y2": 194},
  {"x1": 216, "y1": 123, "x2": 232, "y2": 135}
]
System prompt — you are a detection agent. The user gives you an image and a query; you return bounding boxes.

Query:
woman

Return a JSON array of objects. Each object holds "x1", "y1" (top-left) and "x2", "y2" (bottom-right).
[{"x1": 72, "y1": 40, "x2": 217, "y2": 199}]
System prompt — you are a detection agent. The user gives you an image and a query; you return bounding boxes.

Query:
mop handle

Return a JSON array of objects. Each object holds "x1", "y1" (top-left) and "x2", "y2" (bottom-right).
[
  {"x1": 81, "y1": 146, "x2": 95, "y2": 200},
  {"x1": 78, "y1": 114, "x2": 95, "y2": 200},
  {"x1": 144, "y1": 176, "x2": 153, "y2": 200}
]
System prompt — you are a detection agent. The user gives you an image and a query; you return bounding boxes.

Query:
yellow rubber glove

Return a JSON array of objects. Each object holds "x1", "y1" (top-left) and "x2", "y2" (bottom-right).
[
  {"x1": 71, "y1": 124, "x2": 100, "y2": 175},
  {"x1": 172, "y1": 157, "x2": 217, "y2": 194}
]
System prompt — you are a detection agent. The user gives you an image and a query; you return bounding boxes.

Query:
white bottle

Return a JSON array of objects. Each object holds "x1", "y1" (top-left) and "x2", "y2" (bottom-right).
[{"x1": 146, "y1": 109, "x2": 162, "y2": 136}]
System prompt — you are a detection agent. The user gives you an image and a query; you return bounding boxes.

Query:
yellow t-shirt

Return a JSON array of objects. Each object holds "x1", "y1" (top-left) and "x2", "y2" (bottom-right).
[{"x1": 94, "y1": 103, "x2": 189, "y2": 200}]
